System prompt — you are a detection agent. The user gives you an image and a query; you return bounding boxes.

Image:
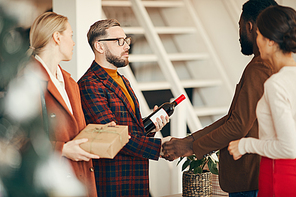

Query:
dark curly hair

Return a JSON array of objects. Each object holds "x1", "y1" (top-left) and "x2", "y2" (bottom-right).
[
  {"x1": 257, "y1": 5, "x2": 296, "y2": 53},
  {"x1": 242, "y1": 0, "x2": 278, "y2": 23}
]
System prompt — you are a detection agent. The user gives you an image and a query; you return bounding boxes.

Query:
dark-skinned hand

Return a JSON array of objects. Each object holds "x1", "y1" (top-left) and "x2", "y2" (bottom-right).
[{"x1": 161, "y1": 135, "x2": 194, "y2": 161}]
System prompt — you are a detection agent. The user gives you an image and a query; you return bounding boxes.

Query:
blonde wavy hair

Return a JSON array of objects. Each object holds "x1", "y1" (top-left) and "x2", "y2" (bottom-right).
[{"x1": 29, "y1": 12, "x2": 68, "y2": 55}]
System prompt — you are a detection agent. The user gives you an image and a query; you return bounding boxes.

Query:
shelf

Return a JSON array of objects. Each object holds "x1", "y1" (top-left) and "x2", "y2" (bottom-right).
[
  {"x1": 137, "y1": 79, "x2": 222, "y2": 91},
  {"x1": 123, "y1": 27, "x2": 196, "y2": 35},
  {"x1": 102, "y1": 1, "x2": 184, "y2": 7},
  {"x1": 194, "y1": 106, "x2": 228, "y2": 116},
  {"x1": 129, "y1": 53, "x2": 210, "y2": 62}
]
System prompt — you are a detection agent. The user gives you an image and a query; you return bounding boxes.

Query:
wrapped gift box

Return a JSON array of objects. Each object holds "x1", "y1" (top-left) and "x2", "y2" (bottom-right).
[{"x1": 74, "y1": 124, "x2": 129, "y2": 159}]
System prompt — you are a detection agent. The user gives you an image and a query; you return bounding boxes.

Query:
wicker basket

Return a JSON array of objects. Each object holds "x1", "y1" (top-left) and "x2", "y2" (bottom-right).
[
  {"x1": 211, "y1": 174, "x2": 228, "y2": 196},
  {"x1": 182, "y1": 171, "x2": 212, "y2": 197}
]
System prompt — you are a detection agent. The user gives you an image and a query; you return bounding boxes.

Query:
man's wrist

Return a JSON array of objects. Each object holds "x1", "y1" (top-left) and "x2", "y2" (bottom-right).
[
  {"x1": 185, "y1": 134, "x2": 195, "y2": 142},
  {"x1": 183, "y1": 135, "x2": 194, "y2": 154}
]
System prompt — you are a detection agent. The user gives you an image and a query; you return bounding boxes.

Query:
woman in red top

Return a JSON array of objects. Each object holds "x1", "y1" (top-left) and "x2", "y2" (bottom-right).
[{"x1": 229, "y1": 5, "x2": 296, "y2": 197}]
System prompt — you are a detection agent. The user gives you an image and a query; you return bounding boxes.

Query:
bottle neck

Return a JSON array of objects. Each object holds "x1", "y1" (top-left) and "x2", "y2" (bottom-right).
[
  {"x1": 172, "y1": 101, "x2": 178, "y2": 107},
  {"x1": 173, "y1": 94, "x2": 185, "y2": 105}
]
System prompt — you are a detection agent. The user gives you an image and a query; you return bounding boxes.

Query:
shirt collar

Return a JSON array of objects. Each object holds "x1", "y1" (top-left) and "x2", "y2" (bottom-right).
[{"x1": 35, "y1": 55, "x2": 64, "y2": 84}]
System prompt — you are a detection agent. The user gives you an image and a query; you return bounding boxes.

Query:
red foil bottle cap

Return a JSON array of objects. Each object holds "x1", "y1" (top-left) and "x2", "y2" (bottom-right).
[{"x1": 175, "y1": 94, "x2": 186, "y2": 104}]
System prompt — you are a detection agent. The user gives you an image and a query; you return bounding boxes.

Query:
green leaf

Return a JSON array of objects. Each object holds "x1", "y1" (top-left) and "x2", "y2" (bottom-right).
[
  {"x1": 208, "y1": 158, "x2": 219, "y2": 175},
  {"x1": 193, "y1": 167, "x2": 203, "y2": 174},
  {"x1": 177, "y1": 157, "x2": 184, "y2": 166},
  {"x1": 187, "y1": 155, "x2": 195, "y2": 161},
  {"x1": 182, "y1": 159, "x2": 191, "y2": 171},
  {"x1": 200, "y1": 158, "x2": 207, "y2": 166},
  {"x1": 189, "y1": 159, "x2": 203, "y2": 170},
  {"x1": 189, "y1": 160, "x2": 198, "y2": 171}
]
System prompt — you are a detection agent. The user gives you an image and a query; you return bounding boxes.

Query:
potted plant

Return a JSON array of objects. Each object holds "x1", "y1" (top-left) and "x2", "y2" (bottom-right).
[{"x1": 178, "y1": 151, "x2": 219, "y2": 197}]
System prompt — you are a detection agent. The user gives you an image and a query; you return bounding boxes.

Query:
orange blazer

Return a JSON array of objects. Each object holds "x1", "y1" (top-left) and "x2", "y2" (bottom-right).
[{"x1": 36, "y1": 60, "x2": 96, "y2": 197}]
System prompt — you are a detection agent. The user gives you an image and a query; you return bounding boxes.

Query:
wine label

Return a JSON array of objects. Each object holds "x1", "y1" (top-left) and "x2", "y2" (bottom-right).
[{"x1": 150, "y1": 109, "x2": 168, "y2": 123}]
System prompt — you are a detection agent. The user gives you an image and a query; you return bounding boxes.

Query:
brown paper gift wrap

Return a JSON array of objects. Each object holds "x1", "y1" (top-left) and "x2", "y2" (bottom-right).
[{"x1": 74, "y1": 124, "x2": 129, "y2": 159}]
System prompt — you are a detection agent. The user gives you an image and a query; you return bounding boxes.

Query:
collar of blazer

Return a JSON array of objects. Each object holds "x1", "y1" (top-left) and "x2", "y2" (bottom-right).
[
  {"x1": 90, "y1": 61, "x2": 144, "y2": 130},
  {"x1": 33, "y1": 59, "x2": 75, "y2": 118}
]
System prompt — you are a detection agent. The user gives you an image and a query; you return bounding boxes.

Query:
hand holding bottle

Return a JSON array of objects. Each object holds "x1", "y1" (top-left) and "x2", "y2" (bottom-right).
[
  {"x1": 143, "y1": 94, "x2": 186, "y2": 134},
  {"x1": 147, "y1": 105, "x2": 170, "y2": 133}
]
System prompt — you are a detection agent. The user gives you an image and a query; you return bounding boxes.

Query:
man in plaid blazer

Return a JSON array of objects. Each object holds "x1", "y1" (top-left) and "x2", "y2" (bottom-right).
[{"x1": 78, "y1": 19, "x2": 170, "y2": 197}]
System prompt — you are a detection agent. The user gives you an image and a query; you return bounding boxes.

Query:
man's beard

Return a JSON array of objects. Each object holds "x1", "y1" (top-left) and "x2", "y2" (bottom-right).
[
  {"x1": 240, "y1": 32, "x2": 253, "y2": 56},
  {"x1": 106, "y1": 48, "x2": 129, "y2": 68}
]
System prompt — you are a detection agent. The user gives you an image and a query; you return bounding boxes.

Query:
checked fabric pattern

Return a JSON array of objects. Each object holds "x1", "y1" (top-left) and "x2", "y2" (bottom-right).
[{"x1": 78, "y1": 61, "x2": 161, "y2": 197}]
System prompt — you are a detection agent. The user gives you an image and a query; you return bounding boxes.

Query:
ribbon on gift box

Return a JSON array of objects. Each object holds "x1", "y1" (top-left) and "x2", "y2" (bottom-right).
[
  {"x1": 86, "y1": 125, "x2": 123, "y2": 154},
  {"x1": 75, "y1": 124, "x2": 129, "y2": 158}
]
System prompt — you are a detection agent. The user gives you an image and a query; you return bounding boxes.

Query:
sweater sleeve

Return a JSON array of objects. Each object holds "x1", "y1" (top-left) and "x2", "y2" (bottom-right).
[{"x1": 239, "y1": 78, "x2": 296, "y2": 159}]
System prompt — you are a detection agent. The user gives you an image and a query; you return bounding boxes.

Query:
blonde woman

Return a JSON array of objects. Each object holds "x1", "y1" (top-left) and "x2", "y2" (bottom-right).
[{"x1": 29, "y1": 12, "x2": 99, "y2": 196}]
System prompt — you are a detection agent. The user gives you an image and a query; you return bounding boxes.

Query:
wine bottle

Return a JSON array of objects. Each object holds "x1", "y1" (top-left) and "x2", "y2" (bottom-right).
[{"x1": 143, "y1": 94, "x2": 186, "y2": 134}]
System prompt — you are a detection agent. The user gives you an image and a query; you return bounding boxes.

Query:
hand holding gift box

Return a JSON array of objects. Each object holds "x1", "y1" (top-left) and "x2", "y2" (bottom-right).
[{"x1": 74, "y1": 124, "x2": 129, "y2": 159}]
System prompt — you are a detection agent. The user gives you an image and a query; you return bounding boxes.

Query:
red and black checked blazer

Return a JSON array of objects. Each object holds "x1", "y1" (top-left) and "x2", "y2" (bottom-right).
[{"x1": 78, "y1": 61, "x2": 161, "y2": 197}]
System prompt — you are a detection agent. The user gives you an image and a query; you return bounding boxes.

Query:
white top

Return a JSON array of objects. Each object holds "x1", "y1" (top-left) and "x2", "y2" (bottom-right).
[
  {"x1": 239, "y1": 66, "x2": 296, "y2": 159},
  {"x1": 35, "y1": 55, "x2": 73, "y2": 114}
]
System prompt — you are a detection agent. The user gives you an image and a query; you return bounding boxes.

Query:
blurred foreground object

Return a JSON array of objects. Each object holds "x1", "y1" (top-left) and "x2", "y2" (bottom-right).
[{"x1": 0, "y1": 1, "x2": 85, "y2": 196}]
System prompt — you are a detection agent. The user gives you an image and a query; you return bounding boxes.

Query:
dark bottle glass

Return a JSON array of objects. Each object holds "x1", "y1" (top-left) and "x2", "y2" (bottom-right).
[{"x1": 143, "y1": 94, "x2": 186, "y2": 134}]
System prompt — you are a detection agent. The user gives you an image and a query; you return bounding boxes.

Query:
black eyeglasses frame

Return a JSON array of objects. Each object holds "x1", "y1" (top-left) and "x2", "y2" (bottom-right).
[{"x1": 97, "y1": 37, "x2": 131, "y2": 46}]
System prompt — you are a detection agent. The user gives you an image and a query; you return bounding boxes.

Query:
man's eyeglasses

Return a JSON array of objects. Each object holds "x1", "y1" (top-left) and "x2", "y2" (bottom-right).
[{"x1": 98, "y1": 37, "x2": 131, "y2": 46}]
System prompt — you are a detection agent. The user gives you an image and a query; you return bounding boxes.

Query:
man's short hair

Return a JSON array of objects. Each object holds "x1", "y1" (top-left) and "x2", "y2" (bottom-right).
[
  {"x1": 87, "y1": 19, "x2": 120, "y2": 52},
  {"x1": 242, "y1": 0, "x2": 278, "y2": 23}
]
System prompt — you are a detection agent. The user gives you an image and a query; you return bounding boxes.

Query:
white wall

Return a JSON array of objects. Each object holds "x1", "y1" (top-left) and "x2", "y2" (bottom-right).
[
  {"x1": 53, "y1": 0, "x2": 101, "y2": 81},
  {"x1": 192, "y1": 0, "x2": 296, "y2": 89},
  {"x1": 192, "y1": 0, "x2": 249, "y2": 87},
  {"x1": 282, "y1": 0, "x2": 296, "y2": 8}
]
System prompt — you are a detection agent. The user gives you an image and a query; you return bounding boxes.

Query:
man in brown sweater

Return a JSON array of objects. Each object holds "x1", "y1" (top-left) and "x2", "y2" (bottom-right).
[{"x1": 162, "y1": 0, "x2": 278, "y2": 196}]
